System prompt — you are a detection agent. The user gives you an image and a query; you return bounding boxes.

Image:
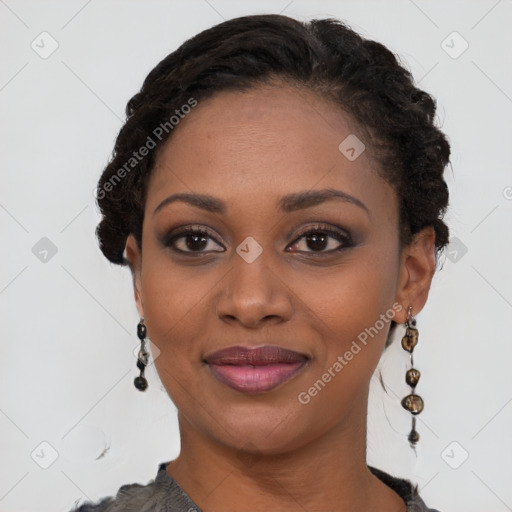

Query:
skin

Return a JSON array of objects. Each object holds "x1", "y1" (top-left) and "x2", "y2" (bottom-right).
[{"x1": 125, "y1": 83, "x2": 436, "y2": 512}]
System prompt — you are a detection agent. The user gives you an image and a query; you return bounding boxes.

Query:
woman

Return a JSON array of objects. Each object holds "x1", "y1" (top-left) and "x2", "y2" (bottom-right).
[{"x1": 74, "y1": 13, "x2": 449, "y2": 512}]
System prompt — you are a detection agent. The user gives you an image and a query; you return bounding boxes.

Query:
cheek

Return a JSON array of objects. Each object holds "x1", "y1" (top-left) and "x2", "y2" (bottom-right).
[
  {"x1": 141, "y1": 267, "x2": 209, "y2": 351},
  {"x1": 296, "y1": 246, "x2": 399, "y2": 334},
  {"x1": 293, "y1": 246, "x2": 400, "y2": 396},
  {"x1": 289, "y1": 257, "x2": 398, "y2": 419}
]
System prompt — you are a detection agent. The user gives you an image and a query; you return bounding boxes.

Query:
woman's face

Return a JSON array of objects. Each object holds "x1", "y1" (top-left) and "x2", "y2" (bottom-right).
[{"x1": 126, "y1": 84, "x2": 433, "y2": 455}]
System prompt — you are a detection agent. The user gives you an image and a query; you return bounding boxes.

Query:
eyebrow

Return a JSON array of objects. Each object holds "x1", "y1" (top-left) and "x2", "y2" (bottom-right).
[{"x1": 153, "y1": 188, "x2": 370, "y2": 217}]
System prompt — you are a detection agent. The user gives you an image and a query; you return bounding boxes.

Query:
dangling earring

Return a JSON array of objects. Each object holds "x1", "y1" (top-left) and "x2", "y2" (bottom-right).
[
  {"x1": 400, "y1": 305, "x2": 423, "y2": 447},
  {"x1": 134, "y1": 318, "x2": 149, "y2": 391}
]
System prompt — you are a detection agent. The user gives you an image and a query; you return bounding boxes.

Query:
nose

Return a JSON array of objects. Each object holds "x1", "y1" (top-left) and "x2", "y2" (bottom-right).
[{"x1": 215, "y1": 247, "x2": 294, "y2": 329}]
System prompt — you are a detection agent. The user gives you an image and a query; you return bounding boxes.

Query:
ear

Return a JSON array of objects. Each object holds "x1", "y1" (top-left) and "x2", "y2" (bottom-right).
[
  {"x1": 393, "y1": 226, "x2": 436, "y2": 323},
  {"x1": 124, "y1": 234, "x2": 144, "y2": 318}
]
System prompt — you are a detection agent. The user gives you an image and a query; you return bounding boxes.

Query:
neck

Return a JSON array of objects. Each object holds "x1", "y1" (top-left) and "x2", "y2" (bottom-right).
[{"x1": 165, "y1": 394, "x2": 406, "y2": 512}]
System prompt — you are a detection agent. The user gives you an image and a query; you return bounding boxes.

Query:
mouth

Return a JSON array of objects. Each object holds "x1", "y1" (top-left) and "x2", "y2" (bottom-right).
[{"x1": 203, "y1": 345, "x2": 309, "y2": 394}]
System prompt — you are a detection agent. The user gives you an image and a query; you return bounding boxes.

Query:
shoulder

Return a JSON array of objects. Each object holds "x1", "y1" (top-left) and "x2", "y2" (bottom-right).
[
  {"x1": 69, "y1": 480, "x2": 160, "y2": 512},
  {"x1": 68, "y1": 462, "x2": 200, "y2": 512},
  {"x1": 368, "y1": 465, "x2": 443, "y2": 512}
]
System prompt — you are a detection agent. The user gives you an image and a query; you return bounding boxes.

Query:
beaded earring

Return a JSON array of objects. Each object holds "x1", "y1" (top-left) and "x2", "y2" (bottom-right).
[
  {"x1": 400, "y1": 305, "x2": 423, "y2": 447},
  {"x1": 134, "y1": 318, "x2": 149, "y2": 391}
]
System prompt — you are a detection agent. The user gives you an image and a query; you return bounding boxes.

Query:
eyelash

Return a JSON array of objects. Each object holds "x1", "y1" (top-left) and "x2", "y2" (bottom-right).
[{"x1": 162, "y1": 223, "x2": 354, "y2": 255}]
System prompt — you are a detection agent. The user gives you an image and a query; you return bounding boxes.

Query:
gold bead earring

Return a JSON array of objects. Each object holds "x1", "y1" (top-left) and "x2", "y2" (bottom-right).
[{"x1": 400, "y1": 305, "x2": 423, "y2": 446}]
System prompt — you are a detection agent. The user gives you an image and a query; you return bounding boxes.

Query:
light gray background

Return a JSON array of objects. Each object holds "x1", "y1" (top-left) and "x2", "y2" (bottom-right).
[{"x1": 1, "y1": 1, "x2": 511, "y2": 511}]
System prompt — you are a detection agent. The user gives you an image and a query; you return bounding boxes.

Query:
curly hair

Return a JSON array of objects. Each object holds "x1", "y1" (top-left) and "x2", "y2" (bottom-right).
[{"x1": 95, "y1": 14, "x2": 450, "y2": 344}]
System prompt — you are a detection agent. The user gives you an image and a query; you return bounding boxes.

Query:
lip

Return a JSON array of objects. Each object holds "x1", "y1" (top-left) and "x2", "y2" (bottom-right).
[{"x1": 204, "y1": 345, "x2": 309, "y2": 394}]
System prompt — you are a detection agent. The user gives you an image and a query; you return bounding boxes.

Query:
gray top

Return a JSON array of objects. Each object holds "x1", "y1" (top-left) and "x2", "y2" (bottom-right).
[{"x1": 70, "y1": 462, "x2": 441, "y2": 512}]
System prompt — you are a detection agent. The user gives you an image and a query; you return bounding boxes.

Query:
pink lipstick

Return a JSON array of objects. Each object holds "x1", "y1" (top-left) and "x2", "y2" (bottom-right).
[{"x1": 204, "y1": 345, "x2": 308, "y2": 394}]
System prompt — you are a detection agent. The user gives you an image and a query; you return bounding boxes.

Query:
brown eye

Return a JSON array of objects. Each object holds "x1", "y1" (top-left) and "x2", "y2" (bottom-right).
[
  {"x1": 287, "y1": 226, "x2": 353, "y2": 253},
  {"x1": 164, "y1": 227, "x2": 224, "y2": 253}
]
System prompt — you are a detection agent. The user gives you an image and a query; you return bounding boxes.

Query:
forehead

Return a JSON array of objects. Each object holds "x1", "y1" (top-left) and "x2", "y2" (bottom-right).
[{"x1": 147, "y1": 85, "x2": 396, "y2": 220}]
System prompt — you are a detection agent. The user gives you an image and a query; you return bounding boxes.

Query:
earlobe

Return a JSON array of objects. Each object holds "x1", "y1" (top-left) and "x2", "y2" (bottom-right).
[
  {"x1": 125, "y1": 234, "x2": 144, "y2": 317},
  {"x1": 394, "y1": 227, "x2": 436, "y2": 323}
]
